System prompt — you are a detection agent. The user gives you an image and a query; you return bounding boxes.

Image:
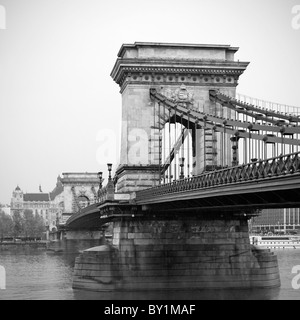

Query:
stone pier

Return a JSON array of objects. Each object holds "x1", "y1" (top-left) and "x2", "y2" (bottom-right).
[{"x1": 72, "y1": 214, "x2": 280, "y2": 291}]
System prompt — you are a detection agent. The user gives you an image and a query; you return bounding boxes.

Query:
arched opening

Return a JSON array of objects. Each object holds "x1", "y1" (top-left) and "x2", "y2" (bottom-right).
[
  {"x1": 160, "y1": 116, "x2": 194, "y2": 184},
  {"x1": 153, "y1": 92, "x2": 226, "y2": 185}
]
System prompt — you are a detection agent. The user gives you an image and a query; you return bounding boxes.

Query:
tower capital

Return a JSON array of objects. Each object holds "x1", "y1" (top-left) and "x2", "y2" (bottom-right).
[{"x1": 111, "y1": 42, "x2": 249, "y2": 93}]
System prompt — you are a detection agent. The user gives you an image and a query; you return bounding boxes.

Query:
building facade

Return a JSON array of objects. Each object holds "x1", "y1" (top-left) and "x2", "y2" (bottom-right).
[
  {"x1": 11, "y1": 184, "x2": 59, "y2": 232},
  {"x1": 10, "y1": 173, "x2": 100, "y2": 232},
  {"x1": 251, "y1": 208, "x2": 300, "y2": 234}
]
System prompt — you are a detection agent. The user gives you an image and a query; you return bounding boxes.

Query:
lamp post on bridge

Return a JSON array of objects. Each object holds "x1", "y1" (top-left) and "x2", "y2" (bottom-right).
[
  {"x1": 107, "y1": 163, "x2": 114, "y2": 201},
  {"x1": 97, "y1": 172, "x2": 103, "y2": 188},
  {"x1": 230, "y1": 135, "x2": 240, "y2": 167},
  {"x1": 179, "y1": 157, "x2": 185, "y2": 180},
  {"x1": 97, "y1": 172, "x2": 103, "y2": 202},
  {"x1": 107, "y1": 163, "x2": 113, "y2": 181}
]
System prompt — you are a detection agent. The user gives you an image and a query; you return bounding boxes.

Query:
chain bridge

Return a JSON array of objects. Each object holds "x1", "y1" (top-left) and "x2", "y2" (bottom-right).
[{"x1": 64, "y1": 43, "x2": 300, "y2": 292}]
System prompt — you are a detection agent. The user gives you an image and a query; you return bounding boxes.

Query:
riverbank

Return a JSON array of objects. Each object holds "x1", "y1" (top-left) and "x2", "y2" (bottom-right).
[{"x1": 0, "y1": 241, "x2": 48, "y2": 250}]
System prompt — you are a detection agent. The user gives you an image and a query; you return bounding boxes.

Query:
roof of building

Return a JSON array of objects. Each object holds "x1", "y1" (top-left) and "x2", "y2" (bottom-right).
[
  {"x1": 23, "y1": 193, "x2": 50, "y2": 202},
  {"x1": 15, "y1": 186, "x2": 21, "y2": 191}
]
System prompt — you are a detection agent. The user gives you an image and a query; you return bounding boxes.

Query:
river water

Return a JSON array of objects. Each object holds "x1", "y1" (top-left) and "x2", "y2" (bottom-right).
[{"x1": 0, "y1": 247, "x2": 299, "y2": 300}]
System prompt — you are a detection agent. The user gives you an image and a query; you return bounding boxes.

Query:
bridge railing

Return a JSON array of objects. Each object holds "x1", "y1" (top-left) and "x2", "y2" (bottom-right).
[
  {"x1": 98, "y1": 186, "x2": 108, "y2": 203},
  {"x1": 97, "y1": 180, "x2": 115, "y2": 204},
  {"x1": 237, "y1": 93, "x2": 300, "y2": 116},
  {"x1": 136, "y1": 152, "x2": 300, "y2": 201}
]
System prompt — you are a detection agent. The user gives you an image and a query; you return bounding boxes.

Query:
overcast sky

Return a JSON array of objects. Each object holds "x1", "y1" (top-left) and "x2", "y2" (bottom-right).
[{"x1": 0, "y1": 0, "x2": 300, "y2": 204}]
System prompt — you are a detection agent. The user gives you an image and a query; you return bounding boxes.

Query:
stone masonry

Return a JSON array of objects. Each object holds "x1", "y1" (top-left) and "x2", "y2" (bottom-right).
[
  {"x1": 73, "y1": 215, "x2": 280, "y2": 291},
  {"x1": 110, "y1": 42, "x2": 249, "y2": 192}
]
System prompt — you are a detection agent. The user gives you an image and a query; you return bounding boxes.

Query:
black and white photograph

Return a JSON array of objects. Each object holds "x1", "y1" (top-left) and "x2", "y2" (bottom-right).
[{"x1": 0, "y1": 0, "x2": 300, "y2": 302}]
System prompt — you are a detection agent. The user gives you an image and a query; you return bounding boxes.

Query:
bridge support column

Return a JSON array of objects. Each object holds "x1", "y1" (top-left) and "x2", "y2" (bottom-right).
[{"x1": 72, "y1": 213, "x2": 280, "y2": 291}]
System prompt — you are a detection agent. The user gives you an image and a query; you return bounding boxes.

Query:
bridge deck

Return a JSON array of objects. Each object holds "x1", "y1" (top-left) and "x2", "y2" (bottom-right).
[
  {"x1": 136, "y1": 152, "x2": 300, "y2": 211},
  {"x1": 67, "y1": 152, "x2": 300, "y2": 229}
]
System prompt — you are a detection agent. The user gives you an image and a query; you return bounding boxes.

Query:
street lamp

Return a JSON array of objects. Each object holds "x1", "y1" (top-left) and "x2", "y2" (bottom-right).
[
  {"x1": 107, "y1": 163, "x2": 112, "y2": 181},
  {"x1": 97, "y1": 172, "x2": 103, "y2": 189},
  {"x1": 179, "y1": 157, "x2": 185, "y2": 180},
  {"x1": 106, "y1": 163, "x2": 115, "y2": 201},
  {"x1": 230, "y1": 136, "x2": 240, "y2": 167},
  {"x1": 97, "y1": 172, "x2": 103, "y2": 202}
]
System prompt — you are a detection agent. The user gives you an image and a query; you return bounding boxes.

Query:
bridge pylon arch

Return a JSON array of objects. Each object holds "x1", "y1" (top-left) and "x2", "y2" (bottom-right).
[{"x1": 111, "y1": 42, "x2": 249, "y2": 193}]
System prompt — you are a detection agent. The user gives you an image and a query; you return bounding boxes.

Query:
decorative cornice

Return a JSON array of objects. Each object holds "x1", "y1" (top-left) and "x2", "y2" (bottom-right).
[
  {"x1": 111, "y1": 42, "x2": 249, "y2": 94},
  {"x1": 113, "y1": 64, "x2": 247, "y2": 85},
  {"x1": 118, "y1": 75, "x2": 239, "y2": 95},
  {"x1": 111, "y1": 67, "x2": 247, "y2": 96}
]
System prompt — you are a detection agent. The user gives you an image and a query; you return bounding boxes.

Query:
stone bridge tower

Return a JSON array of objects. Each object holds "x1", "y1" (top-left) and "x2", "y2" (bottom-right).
[
  {"x1": 61, "y1": 173, "x2": 99, "y2": 215},
  {"x1": 111, "y1": 42, "x2": 249, "y2": 193}
]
